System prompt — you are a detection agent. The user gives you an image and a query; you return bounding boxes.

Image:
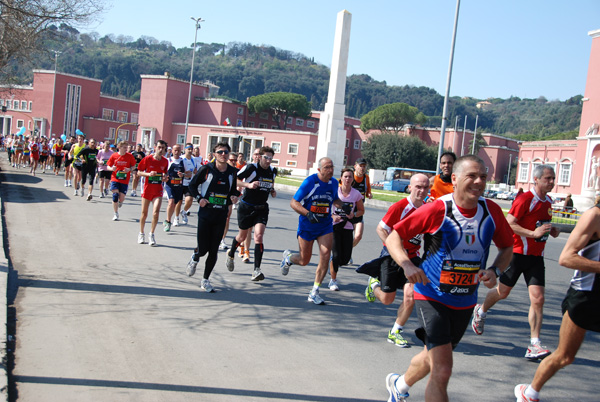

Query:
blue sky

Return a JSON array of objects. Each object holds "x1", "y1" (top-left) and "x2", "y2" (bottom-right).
[{"x1": 84, "y1": 0, "x2": 600, "y2": 101}]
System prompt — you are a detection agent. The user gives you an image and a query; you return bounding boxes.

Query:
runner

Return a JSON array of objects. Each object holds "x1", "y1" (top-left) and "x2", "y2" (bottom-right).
[
  {"x1": 384, "y1": 155, "x2": 513, "y2": 402},
  {"x1": 77, "y1": 139, "x2": 99, "y2": 200},
  {"x1": 5, "y1": 134, "x2": 14, "y2": 166},
  {"x1": 280, "y1": 157, "x2": 345, "y2": 305},
  {"x1": 472, "y1": 164, "x2": 560, "y2": 361},
  {"x1": 330, "y1": 168, "x2": 364, "y2": 290},
  {"x1": 106, "y1": 141, "x2": 137, "y2": 221},
  {"x1": 429, "y1": 151, "x2": 456, "y2": 201},
  {"x1": 163, "y1": 144, "x2": 185, "y2": 232},
  {"x1": 351, "y1": 158, "x2": 372, "y2": 248},
  {"x1": 29, "y1": 138, "x2": 40, "y2": 175},
  {"x1": 225, "y1": 146, "x2": 278, "y2": 281},
  {"x1": 22, "y1": 136, "x2": 31, "y2": 168},
  {"x1": 515, "y1": 203, "x2": 600, "y2": 402},
  {"x1": 70, "y1": 133, "x2": 86, "y2": 196},
  {"x1": 12, "y1": 134, "x2": 23, "y2": 168},
  {"x1": 359, "y1": 173, "x2": 430, "y2": 349},
  {"x1": 240, "y1": 148, "x2": 262, "y2": 261},
  {"x1": 130, "y1": 144, "x2": 146, "y2": 197},
  {"x1": 137, "y1": 140, "x2": 169, "y2": 246},
  {"x1": 51, "y1": 138, "x2": 64, "y2": 176},
  {"x1": 218, "y1": 152, "x2": 239, "y2": 250},
  {"x1": 186, "y1": 142, "x2": 240, "y2": 292},
  {"x1": 179, "y1": 143, "x2": 199, "y2": 223},
  {"x1": 39, "y1": 137, "x2": 50, "y2": 173},
  {"x1": 63, "y1": 136, "x2": 75, "y2": 186},
  {"x1": 97, "y1": 142, "x2": 114, "y2": 198}
]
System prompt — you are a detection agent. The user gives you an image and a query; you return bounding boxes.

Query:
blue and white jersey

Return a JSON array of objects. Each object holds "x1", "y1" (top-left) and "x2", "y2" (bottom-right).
[
  {"x1": 294, "y1": 173, "x2": 339, "y2": 233},
  {"x1": 570, "y1": 239, "x2": 600, "y2": 293}
]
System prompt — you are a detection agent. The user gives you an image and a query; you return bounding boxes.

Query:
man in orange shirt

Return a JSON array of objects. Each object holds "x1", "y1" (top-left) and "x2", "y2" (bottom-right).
[{"x1": 429, "y1": 151, "x2": 456, "y2": 200}]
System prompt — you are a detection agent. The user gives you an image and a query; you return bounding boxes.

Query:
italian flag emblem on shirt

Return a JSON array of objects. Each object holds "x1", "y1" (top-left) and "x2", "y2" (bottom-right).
[{"x1": 465, "y1": 233, "x2": 475, "y2": 245}]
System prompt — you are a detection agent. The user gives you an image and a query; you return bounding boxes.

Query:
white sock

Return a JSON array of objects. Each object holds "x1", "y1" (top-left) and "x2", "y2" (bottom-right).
[
  {"x1": 392, "y1": 323, "x2": 403, "y2": 332},
  {"x1": 525, "y1": 385, "x2": 539, "y2": 400},
  {"x1": 531, "y1": 337, "x2": 540, "y2": 345},
  {"x1": 312, "y1": 284, "x2": 320, "y2": 293},
  {"x1": 371, "y1": 281, "x2": 380, "y2": 291},
  {"x1": 395, "y1": 375, "x2": 410, "y2": 394}
]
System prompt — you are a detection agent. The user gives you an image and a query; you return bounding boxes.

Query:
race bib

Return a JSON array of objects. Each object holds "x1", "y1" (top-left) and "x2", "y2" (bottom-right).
[
  {"x1": 88, "y1": 154, "x2": 96, "y2": 161},
  {"x1": 310, "y1": 202, "x2": 330, "y2": 219},
  {"x1": 439, "y1": 260, "x2": 480, "y2": 295},
  {"x1": 115, "y1": 171, "x2": 127, "y2": 180},
  {"x1": 103, "y1": 160, "x2": 108, "y2": 165},
  {"x1": 148, "y1": 175, "x2": 162, "y2": 184},
  {"x1": 208, "y1": 193, "x2": 227, "y2": 207},
  {"x1": 170, "y1": 177, "x2": 182, "y2": 186},
  {"x1": 259, "y1": 180, "x2": 273, "y2": 190}
]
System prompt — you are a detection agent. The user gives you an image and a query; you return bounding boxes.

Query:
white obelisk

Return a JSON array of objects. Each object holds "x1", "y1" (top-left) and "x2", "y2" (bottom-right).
[{"x1": 313, "y1": 10, "x2": 351, "y2": 175}]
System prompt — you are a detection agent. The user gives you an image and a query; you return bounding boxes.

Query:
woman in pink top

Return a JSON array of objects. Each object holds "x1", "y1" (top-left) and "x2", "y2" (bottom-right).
[
  {"x1": 329, "y1": 167, "x2": 365, "y2": 291},
  {"x1": 97, "y1": 142, "x2": 115, "y2": 198}
]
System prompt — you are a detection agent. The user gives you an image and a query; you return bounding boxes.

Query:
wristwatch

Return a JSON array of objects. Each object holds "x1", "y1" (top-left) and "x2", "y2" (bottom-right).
[{"x1": 489, "y1": 266, "x2": 502, "y2": 278}]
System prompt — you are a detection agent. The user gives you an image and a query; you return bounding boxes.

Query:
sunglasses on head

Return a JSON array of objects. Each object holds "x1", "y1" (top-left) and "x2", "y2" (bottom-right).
[{"x1": 215, "y1": 150, "x2": 229, "y2": 155}]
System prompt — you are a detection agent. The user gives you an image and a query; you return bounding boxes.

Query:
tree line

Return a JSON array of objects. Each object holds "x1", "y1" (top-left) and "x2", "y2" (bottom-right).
[{"x1": 5, "y1": 25, "x2": 582, "y2": 139}]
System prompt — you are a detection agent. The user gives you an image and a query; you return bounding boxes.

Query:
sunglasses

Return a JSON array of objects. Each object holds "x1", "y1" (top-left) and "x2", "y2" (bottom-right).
[
  {"x1": 262, "y1": 155, "x2": 273, "y2": 161},
  {"x1": 215, "y1": 150, "x2": 230, "y2": 155}
]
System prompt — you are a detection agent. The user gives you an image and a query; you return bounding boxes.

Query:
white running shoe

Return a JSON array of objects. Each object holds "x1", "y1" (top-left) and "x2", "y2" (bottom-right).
[
  {"x1": 86, "y1": 194, "x2": 92, "y2": 201},
  {"x1": 137, "y1": 233, "x2": 145, "y2": 244},
  {"x1": 328, "y1": 279, "x2": 340, "y2": 291},
  {"x1": 200, "y1": 279, "x2": 214, "y2": 293},
  {"x1": 186, "y1": 255, "x2": 198, "y2": 277},
  {"x1": 64, "y1": 181, "x2": 68, "y2": 187},
  {"x1": 74, "y1": 190, "x2": 79, "y2": 196},
  {"x1": 113, "y1": 212, "x2": 119, "y2": 221},
  {"x1": 131, "y1": 190, "x2": 137, "y2": 197},
  {"x1": 99, "y1": 193, "x2": 105, "y2": 198},
  {"x1": 218, "y1": 240, "x2": 228, "y2": 251},
  {"x1": 226, "y1": 252, "x2": 235, "y2": 272},
  {"x1": 180, "y1": 211, "x2": 188, "y2": 224},
  {"x1": 148, "y1": 233, "x2": 157, "y2": 247},
  {"x1": 251, "y1": 268, "x2": 265, "y2": 281},
  {"x1": 308, "y1": 290, "x2": 325, "y2": 305},
  {"x1": 514, "y1": 384, "x2": 539, "y2": 402},
  {"x1": 280, "y1": 249, "x2": 292, "y2": 275},
  {"x1": 173, "y1": 217, "x2": 179, "y2": 227},
  {"x1": 386, "y1": 373, "x2": 410, "y2": 402}
]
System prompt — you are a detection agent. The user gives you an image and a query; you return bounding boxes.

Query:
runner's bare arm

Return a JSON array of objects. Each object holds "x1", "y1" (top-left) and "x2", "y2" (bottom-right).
[{"x1": 558, "y1": 207, "x2": 600, "y2": 273}]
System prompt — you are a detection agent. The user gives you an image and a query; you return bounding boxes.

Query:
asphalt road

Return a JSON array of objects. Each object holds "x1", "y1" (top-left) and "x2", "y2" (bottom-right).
[{"x1": 1, "y1": 160, "x2": 598, "y2": 401}]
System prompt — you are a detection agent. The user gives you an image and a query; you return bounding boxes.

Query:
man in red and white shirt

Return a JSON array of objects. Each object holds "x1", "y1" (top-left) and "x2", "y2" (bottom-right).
[{"x1": 473, "y1": 164, "x2": 560, "y2": 361}]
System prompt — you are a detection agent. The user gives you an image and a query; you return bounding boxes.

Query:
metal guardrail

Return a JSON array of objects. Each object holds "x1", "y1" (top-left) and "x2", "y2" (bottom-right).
[{"x1": 551, "y1": 208, "x2": 580, "y2": 225}]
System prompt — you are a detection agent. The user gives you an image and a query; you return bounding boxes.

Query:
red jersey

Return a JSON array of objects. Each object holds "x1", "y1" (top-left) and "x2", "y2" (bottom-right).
[
  {"x1": 30, "y1": 143, "x2": 40, "y2": 159},
  {"x1": 108, "y1": 152, "x2": 137, "y2": 184},
  {"x1": 40, "y1": 144, "x2": 50, "y2": 156},
  {"x1": 508, "y1": 189, "x2": 553, "y2": 256},
  {"x1": 381, "y1": 197, "x2": 421, "y2": 258},
  {"x1": 137, "y1": 154, "x2": 168, "y2": 194}
]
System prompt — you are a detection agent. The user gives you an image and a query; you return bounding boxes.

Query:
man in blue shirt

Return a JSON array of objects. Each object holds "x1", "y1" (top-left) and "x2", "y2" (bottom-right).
[{"x1": 280, "y1": 157, "x2": 345, "y2": 305}]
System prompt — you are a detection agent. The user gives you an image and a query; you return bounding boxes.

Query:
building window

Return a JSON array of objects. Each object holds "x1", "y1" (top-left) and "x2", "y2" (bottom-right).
[
  {"x1": 345, "y1": 138, "x2": 349, "y2": 148},
  {"x1": 286, "y1": 160, "x2": 297, "y2": 167},
  {"x1": 271, "y1": 141, "x2": 281, "y2": 153},
  {"x1": 248, "y1": 111, "x2": 255, "y2": 117},
  {"x1": 177, "y1": 134, "x2": 185, "y2": 144},
  {"x1": 271, "y1": 159, "x2": 279, "y2": 166},
  {"x1": 16, "y1": 120, "x2": 24, "y2": 128},
  {"x1": 117, "y1": 129, "x2": 129, "y2": 142},
  {"x1": 288, "y1": 143, "x2": 298, "y2": 155},
  {"x1": 13, "y1": 100, "x2": 19, "y2": 109},
  {"x1": 296, "y1": 118, "x2": 304, "y2": 126},
  {"x1": 236, "y1": 119, "x2": 243, "y2": 127},
  {"x1": 131, "y1": 131, "x2": 137, "y2": 143},
  {"x1": 307, "y1": 121, "x2": 315, "y2": 129},
  {"x1": 343, "y1": 155, "x2": 348, "y2": 165},
  {"x1": 108, "y1": 127, "x2": 116, "y2": 139},
  {"x1": 192, "y1": 136, "x2": 200, "y2": 145},
  {"x1": 21, "y1": 101, "x2": 27, "y2": 110},
  {"x1": 354, "y1": 139, "x2": 361, "y2": 150},
  {"x1": 362, "y1": 140, "x2": 366, "y2": 149},
  {"x1": 258, "y1": 123, "x2": 267, "y2": 129},
  {"x1": 63, "y1": 83, "x2": 82, "y2": 136},
  {"x1": 131, "y1": 113, "x2": 139, "y2": 124},
  {"x1": 237, "y1": 107, "x2": 244, "y2": 115},
  {"x1": 247, "y1": 121, "x2": 255, "y2": 128},
  {"x1": 102, "y1": 108, "x2": 114, "y2": 120},
  {"x1": 28, "y1": 101, "x2": 32, "y2": 110},
  {"x1": 518, "y1": 162, "x2": 529, "y2": 183},
  {"x1": 117, "y1": 111, "x2": 128, "y2": 123},
  {"x1": 259, "y1": 112, "x2": 268, "y2": 120},
  {"x1": 558, "y1": 163, "x2": 572, "y2": 186},
  {"x1": 271, "y1": 125, "x2": 278, "y2": 129},
  {"x1": 287, "y1": 116, "x2": 293, "y2": 125}
]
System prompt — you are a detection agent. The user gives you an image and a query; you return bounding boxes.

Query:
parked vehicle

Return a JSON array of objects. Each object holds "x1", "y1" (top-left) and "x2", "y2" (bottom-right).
[{"x1": 484, "y1": 190, "x2": 498, "y2": 198}]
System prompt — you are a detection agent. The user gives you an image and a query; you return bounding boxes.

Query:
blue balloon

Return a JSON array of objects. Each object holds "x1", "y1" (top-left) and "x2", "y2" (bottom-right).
[
  {"x1": 60, "y1": 134, "x2": 67, "y2": 141},
  {"x1": 18, "y1": 127, "x2": 26, "y2": 135},
  {"x1": 75, "y1": 129, "x2": 84, "y2": 137}
]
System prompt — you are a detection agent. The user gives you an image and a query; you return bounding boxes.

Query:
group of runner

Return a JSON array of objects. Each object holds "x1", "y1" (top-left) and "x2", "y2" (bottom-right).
[{"x1": 4, "y1": 133, "x2": 53, "y2": 175}]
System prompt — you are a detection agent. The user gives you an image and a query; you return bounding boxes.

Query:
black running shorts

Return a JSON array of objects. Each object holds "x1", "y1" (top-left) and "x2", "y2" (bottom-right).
[
  {"x1": 237, "y1": 200, "x2": 269, "y2": 230},
  {"x1": 562, "y1": 286, "x2": 600, "y2": 332},
  {"x1": 500, "y1": 253, "x2": 545, "y2": 288},
  {"x1": 415, "y1": 299, "x2": 472, "y2": 350}
]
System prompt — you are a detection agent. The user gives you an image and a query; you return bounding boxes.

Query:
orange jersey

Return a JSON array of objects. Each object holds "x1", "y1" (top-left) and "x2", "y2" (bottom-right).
[{"x1": 430, "y1": 175, "x2": 454, "y2": 200}]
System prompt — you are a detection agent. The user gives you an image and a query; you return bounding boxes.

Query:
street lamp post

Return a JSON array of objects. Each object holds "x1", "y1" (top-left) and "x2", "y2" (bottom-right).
[
  {"x1": 184, "y1": 17, "x2": 204, "y2": 141},
  {"x1": 49, "y1": 50, "x2": 61, "y2": 138}
]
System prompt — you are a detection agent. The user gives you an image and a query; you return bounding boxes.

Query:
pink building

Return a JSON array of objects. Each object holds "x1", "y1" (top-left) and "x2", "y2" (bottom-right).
[{"x1": 517, "y1": 29, "x2": 600, "y2": 210}]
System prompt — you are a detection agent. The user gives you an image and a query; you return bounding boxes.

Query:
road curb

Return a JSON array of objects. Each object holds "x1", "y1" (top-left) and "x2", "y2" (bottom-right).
[{"x1": 0, "y1": 193, "x2": 8, "y2": 401}]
